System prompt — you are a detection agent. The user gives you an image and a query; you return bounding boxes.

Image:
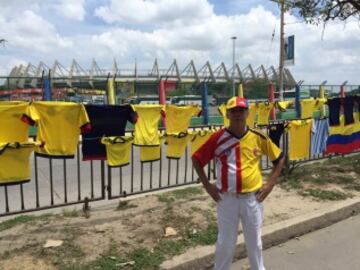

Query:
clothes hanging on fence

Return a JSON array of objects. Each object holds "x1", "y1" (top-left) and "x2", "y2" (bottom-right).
[
  {"x1": 311, "y1": 119, "x2": 329, "y2": 155},
  {"x1": 218, "y1": 104, "x2": 230, "y2": 127},
  {"x1": 246, "y1": 103, "x2": 258, "y2": 128},
  {"x1": 327, "y1": 97, "x2": 341, "y2": 126},
  {"x1": 300, "y1": 98, "x2": 317, "y2": 119},
  {"x1": 344, "y1": 96, "x2": 355, "y2": 125},
  {"x1": 257, "y1": 102, "x2": 274, "y2": 126},
  {"x1": 22, "y1": 101, "x2": 91, "y2": 158},
  {"x1": 101, "y1": 136, "x2": 133, "y2": 167},
  {"x1": 326, "y1": 113, "x2": 360, "y2": 155},
  {"x1": 277, "y1": 100, "x2": 293, "y2": 112},
  {"x1": 0, "y1": 142, "x2": 38, "y2": 185},
  {"x1": 288, "y1": 119, "x2": 312, "y2": 161},
  {"x1": 268, "y1": 123, "x2": 286, "y2": 147},
  {"x1": 355, "y1": 96, "x2": 360, "y2": 115},
  {"x1": 82, "y1": 104, "x2": 137, "y2": 161},
  {"x1": 165, "y1": 132, "x2": 191, "y2": 159},
  {"x1": 132, "y1": 105, "x2": 164, "y2": 146},
  {"x1": 190, "y1": 129, "x2": 215, "y2": 155},
  {"x1": 0, "y1": 101, "x2": 30, "y2": 143},
  {"x1": 165, "y1": 105, "x2": 201, "y2": 135}
]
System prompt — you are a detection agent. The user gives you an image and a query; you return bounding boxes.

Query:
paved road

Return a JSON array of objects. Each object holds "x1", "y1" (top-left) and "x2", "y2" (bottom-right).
[{"x1": 231, "y1": 214, "x2": 360, "y2": 270}]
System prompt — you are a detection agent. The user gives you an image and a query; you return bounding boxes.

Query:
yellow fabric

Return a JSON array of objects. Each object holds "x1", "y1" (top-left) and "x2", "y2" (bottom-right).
[
  {"x1": 238, "y1": 83, "x2": 244, "y2": 97},
  {"x1": 27, "y1": 101, "x2": 90, "y2": 157},
  {"x1": 315, "y1": 98, "x2": 327, "y2": 110},
  {"x1": 247, "y1": 103, "x2": 257, "y2": 128},
  {"x1": 277, "y1": 100, "x2": 293, "y2": 112},
  {"x1": 239, "y1": 129, "x2": 282, "y2": 192},
  {"x1": 101, "y1": 136, "x2": 133, "y2": 167},
  {"x1": 0, "y1": 142, "x2": 37, "y2": 185},
  {"x1": 288, "y1": 120, "x2": 312, "y2": 161},
  {"x1": 329, "y1": 113, "x2": 360, "y2": 136},
  {"x1": 257, "y1": 102, "x2": 274, "y2": 126},
  {"x1": 165, "y1": 105, "x2": 201, "y2": 135},
  {"x1": 166, "y1": 133, "x2": 191, "y2": 159},
  {"x1": 300, "y1": 98, "x2": 317, "y2": 119},
  {"x1": 107, "y1": 79, "x2": 116, "y2": 105},
  {"x1": 190, "y1": 130, "x2": 214, "y2": 155},
  {"x1": 132, "y1": 105, "x2": 164, "y2": 146},
  {"x1": 0, "y1": 101, "x2": 30, "y2": 143},
  {"x1": 218, "y1": 104, "x2": 229, "y2": 127}
]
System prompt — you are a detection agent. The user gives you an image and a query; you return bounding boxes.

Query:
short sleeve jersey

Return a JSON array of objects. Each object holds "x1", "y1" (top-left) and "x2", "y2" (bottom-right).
[
  {"x1": 300, "y1": 98, "x2": 317, "y2": 119},
  {"x1": 257, "y1": 103, "x2": 274, "y2": 126},
  {"x1": 190, "y1": 129, "x2": 215, "y2": 155},
  {"x1": 192, "y1": 128, "x2": 282, "y2": 193},
  {"x1": 166, "y1": 133, "x2": 191, "y2": 159},
  {"x1": 288, "y1": 120, "x2": 312, "y2": 161},
  {"x1": 132, "y1": 105, "x2": 164, "y2": 146},
  {"x1": 23, "y1": 101, "x2": 91, "y2": 158},
  {"x1": 82, "y1": 104, "x2": 137, "y2": 161},
  {"x1": 0, "y1": 142, "x2": 37, "y2": 185},
  {"x1": 101, "y1": 136, "x2": 133, "y2": 167},
  {"x1": 165, "y1": 105, "x2": 201, "y2": 135},
  {"x1": 0, "y1": 101, "x2": 30, "y2": 143}
]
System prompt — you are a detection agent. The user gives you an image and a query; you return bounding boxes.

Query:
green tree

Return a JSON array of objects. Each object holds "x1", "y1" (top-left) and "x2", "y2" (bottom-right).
[{"x1": 273, "y1": 0, "x2": 360, "y2": 24}]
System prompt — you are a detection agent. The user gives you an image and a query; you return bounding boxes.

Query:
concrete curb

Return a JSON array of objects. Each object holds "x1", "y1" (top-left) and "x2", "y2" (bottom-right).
[{"x1": 160, "y1": 197, "x2": 360, "y2": 270}]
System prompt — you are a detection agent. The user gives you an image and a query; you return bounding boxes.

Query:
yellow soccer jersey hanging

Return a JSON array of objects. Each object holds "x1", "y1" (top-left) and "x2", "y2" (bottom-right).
[
  {"x1": 165, "y1": 105, "x2": 201, "y2": 135},
  {"x1": 218, "y1": 104, "x2": 229, "y2": 127},
  {"x1": 257, "y1": 102, "x2": 274, "y2": 126},
  {"x1": 0, "y1": 101, "x2": 30, "y2": 143},
  {"x1": 139, "y1": 136, "x2": 165, "y2": 162},
  {"x1": 0, "y1": 142, "x2": 38, "y2": 185},
  {"x1": 300, "y1": 98, "x2": 317, "y2": 119},
  {"x1": 166, "y1": 133, "x2": 191, "y2": 159},
  {"x1": 247, "y1": 103, "x2": 258, "y2": 128},
  {"x1": 277, "y1": 100, "x2": 293, "y2": 112},
  {"x1": 101, "y1": 136, "x2": 133, "y2": 167},
  {"x1": 190, "y1": 129, "x2": 215, "y2": 155},
  {"x1": 288, "y1": 120, "x2": 313, "y2": 161},
  {"x1": 23, "y1": 101, "x2": 91, "y2": 158},
  {"x1": 132, "y1": 105, "x2": 164, "y2": 146}
]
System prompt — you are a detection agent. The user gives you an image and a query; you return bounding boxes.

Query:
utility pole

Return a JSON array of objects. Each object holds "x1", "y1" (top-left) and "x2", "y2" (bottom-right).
[
  {"x1": 278, "y1": 0, "x2": 285, "y2": 101},
  {"x1": 231, "y1": 36, "x2": 237, "y2": 96}
]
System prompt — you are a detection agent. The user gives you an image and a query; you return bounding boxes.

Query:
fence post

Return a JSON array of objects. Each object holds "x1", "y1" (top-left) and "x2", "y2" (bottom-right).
[
  {"x1": 201, "y1": 82, "x2": 209, "y2": 125},
  {"x1": 238, "y1": 82, "x2": 244, "y2": 97},
  {"x1": 295, "y1": 84, "x2": 301, "y2": 118}
]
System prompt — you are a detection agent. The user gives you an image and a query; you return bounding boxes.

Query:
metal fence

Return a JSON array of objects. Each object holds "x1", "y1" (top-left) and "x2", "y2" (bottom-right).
[{"x1": 0, "y1": 122, "x2": 353, "y2": 217}]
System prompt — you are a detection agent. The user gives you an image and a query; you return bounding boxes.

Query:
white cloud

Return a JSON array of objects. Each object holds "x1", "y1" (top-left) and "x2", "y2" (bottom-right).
[
  {"x1": 94, "y1": 0, "x2": 214, "y2": 26},
  {"x1": 54, "y1": 0, "x2": 86, "y2": 21},
  {"x1": 0, "y1": 1, "x2": 359, "y2": 84},
  {"x1": 0, "y1": 10, "x2": 73, "y2": 53}
]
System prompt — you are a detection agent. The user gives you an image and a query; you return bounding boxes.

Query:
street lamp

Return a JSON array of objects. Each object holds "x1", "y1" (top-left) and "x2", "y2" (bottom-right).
[{"x1": 231, "y1": 36, "x2": 237, "y2": 96}]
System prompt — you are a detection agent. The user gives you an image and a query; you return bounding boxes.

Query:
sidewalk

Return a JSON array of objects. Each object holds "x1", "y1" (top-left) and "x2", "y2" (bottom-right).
[{"x1": 160, "y1": 197, "x2": 360, "y2": 270}]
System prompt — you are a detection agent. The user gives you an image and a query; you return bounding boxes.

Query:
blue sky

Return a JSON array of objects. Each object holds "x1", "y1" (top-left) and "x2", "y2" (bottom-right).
[{"x1": 0, "y1": 0, "x2": 359, "y2": 84}]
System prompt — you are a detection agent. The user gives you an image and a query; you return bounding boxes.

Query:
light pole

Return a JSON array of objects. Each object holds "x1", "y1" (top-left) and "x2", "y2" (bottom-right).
[{"x1": 231, "y1": 36, "x2": 237, "y2": 96}]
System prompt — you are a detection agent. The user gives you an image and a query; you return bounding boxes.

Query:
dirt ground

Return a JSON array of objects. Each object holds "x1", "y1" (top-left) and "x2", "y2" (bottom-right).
[{"x1": 0, "y1": 155, "x2": 359, "y2": 270}]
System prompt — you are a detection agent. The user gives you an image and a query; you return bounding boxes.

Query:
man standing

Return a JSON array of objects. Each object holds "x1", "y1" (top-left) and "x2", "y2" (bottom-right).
[{"x1": 192, "y1": 97, "x2": 284, "y2": 270}]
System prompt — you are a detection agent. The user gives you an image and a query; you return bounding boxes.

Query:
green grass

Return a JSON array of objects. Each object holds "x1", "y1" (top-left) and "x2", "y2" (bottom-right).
[
  {"x1": 62, "y1": 209, "x2": 80, "y2": 218},
  {"x1": 302, "y1": 189, "x2": 348, "y2": 201},
  {"x1": 157, "y1": 186, "x2": 204, "y2": 204},
  {"x1": 0, "y1": 214, "x2": 54, "y2": 232},
  {"x1": 116, "y1": 200, "x2": 138, "y2": 211}
]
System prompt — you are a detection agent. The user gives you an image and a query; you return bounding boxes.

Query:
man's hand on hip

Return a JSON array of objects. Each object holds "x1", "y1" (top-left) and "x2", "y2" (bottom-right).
[
  {"x1": 256, "y1": 182, "x2": 274, "y2": 202},
  {"x1": 204, "y1": 183, "x2": 221, "y2": 202}
]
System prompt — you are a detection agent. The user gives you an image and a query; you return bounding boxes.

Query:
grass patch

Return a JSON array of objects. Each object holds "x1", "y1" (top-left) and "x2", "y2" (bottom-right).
[
  {"x1": 302, "y1": 189, "x2": 347, "y2": 201},
  {"x1": 0, "y1": 214, "x2": 54, "y2": 232},
  {"x1": 62, "y1": 208, "x2": 80, "y2": 218},
  {"x1": 157, "y1": 187, "x2": 204, "y2": 204},
  {"x1": 116, "y1": 200, "x2": 138, "y2": 211}
]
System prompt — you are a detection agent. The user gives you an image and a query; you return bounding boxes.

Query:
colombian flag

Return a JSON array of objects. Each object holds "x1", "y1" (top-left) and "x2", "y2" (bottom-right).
[{"x1": 326, "y1": 113, "x2": 360, "y2": 154}]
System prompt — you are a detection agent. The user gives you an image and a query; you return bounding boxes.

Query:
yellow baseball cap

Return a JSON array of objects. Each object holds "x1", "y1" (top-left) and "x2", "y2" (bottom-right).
[{"x1": 225, "y1": 96, "x2": 249, "y2": 109}]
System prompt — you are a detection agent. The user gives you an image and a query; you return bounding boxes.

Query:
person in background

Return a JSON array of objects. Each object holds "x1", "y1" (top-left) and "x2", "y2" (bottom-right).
[{"x1": 192, "y1": 96, "x2": 285, "y2": 270}]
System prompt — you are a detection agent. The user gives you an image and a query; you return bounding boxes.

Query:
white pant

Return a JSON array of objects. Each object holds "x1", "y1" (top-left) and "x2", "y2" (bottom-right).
[{"x1": 214, "y1": 193, "x2": 265, "y2": 270}]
